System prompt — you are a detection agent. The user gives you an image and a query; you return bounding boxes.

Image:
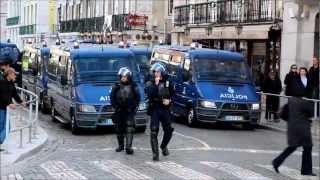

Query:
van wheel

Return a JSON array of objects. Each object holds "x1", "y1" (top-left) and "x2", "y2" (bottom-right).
[
  {"x1": 135, "y1": 126, "x2": 146, "y2": 133},
  {"x1": 187, "y1": 109, "x2": 198, "y2": 127},
  {"x1": 40, "y1": 98, "x2": 50, "y2": 114},
  {"x1": 243, "y1": 123, "x2": 255, "y2": 130},
  {"x1": 71, "y1": 116, "x2": 81, "y2": 135},
  {"x1": 51, "y1": 106, "x2": 58, "y2": 122}
]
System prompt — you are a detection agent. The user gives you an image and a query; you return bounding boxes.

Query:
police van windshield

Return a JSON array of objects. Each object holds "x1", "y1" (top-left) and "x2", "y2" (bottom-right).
[
  {"x1": 194, "y1": 58, "x2": 250, "y2": 83},
  {"x1": 135, "y1": 55, "x2": 150, "y2": 66},
  {"x1": 75, "y1": 57, "x2": 139, "y2": 83}
]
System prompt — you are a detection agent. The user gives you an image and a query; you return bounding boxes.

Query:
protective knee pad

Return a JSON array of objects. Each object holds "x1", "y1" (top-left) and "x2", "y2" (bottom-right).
[
  {"x1": 163, "y1": 125, "x2": 174, "y2": 135},
  {"x1": 126, "y1": 126, "x2": 135, "y2": 134},
  {"x1": 150, "y1": 127, "x2": 159, "y2": 137}
]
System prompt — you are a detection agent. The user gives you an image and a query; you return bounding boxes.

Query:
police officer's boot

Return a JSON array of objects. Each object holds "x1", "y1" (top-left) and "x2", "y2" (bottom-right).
[
  {"x1": 116, "y1": 135, "x2": 124, "y2": 152},
  {"x1": 125, "y1": 127, "x2": 134, "y2": 155},
  {"x1": 160, "y1": 127, "x2": 174, "y2": 156},
  {"x1": 150, "y1": 128, "x2": 159, "y2": 161}
]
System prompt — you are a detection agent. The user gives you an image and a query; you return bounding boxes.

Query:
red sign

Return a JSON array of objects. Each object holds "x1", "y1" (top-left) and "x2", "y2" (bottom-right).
[{"x1": 126, "y1": 14, "x2": 148, "y2": 26}]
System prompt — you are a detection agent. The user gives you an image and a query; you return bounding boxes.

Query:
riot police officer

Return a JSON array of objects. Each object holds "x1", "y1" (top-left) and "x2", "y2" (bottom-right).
[
  {"x1": 111, "y1": 67, "x2": 141, "y2": 155},
  {"x1": 146, "y1": 63, "x2": 175, "y2": 161}
]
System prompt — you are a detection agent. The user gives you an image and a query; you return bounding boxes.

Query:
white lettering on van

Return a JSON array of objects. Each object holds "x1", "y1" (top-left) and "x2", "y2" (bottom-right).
[{"x1": 100, "y1": 96, "x2": 110, "y2": 101}]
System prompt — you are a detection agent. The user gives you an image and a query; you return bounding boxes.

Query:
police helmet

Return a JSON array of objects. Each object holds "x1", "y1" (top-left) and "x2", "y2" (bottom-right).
[
  {"x1": 150, "y1": 62, "x2": 166, "y2": 76},
  {"x1": 118, "y1": 67, "x2": 132, "y2": 78},
  {"x1": 0, "y1": 56, "x2": 13, "y2": 65}
]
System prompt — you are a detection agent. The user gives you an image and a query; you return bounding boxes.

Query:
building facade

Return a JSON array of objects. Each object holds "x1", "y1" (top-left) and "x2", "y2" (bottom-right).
[
  {"x1": 6, "y1": 0, "x2": 22, "y2": 47},
  {"x1": 280, "y1": 0, "x2": 319, "y2": 80},
  {"x1": 6, "y1": 0, "x2": 58, "y2": 49},
  {"x1": 0, "y1": 0, "x2": 8, "y2": 42},
  {"x1": 172, "y1": 0, "x2": 283, "y2": 88},
  {"x1": 58, "y1": 0, "x2": 173, "y2": 45}
]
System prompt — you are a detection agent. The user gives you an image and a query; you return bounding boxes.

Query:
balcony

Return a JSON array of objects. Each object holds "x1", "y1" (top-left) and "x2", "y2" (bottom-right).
[
  {"x1": 174, "y1": 0, "x2": 282, "y2": 26},
  {"x1": 19, "y1": 25, "x2": 36, "y2": 35},
  {"x1": 6, "y1": 16, "x2": 19, "y2": 26},
  {"x1": 111, "y1": 14, "x2": 132, "y2": 32},
  {"x1": 60, "y1": 16, "x2": 105, "y2": 33},
  {"x1": 174, "y1": 5, "x2": 190, "y2": 26}
]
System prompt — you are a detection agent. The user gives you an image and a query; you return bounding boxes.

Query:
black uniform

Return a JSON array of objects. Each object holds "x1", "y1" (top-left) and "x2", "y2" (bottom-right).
[
  {"x1": 111, "y1": 81, "x2": 140, "y2": 154},
  {"x1": 146, "y1": 75, "x2": 174, "y2": 161},
  {"x1": 262, "y1": 76, "x2": 282, "y2": 120}
]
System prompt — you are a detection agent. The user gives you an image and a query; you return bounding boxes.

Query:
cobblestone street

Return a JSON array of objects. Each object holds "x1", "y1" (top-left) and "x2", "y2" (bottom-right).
[{"x1": 1, "y1": 112, "x2": 319, "y2": 180}]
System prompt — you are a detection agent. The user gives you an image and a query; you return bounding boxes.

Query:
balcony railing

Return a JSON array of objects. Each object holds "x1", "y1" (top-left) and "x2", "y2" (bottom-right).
[
  {"x1": 60, "y1": 16, "x2": 105, "y2": 33},
  {"x1": 19, "y1": 25, "x2": 36, "y2": 35},
  {"x1": 112, "y1": 14, "x2": 132, "y2": 32},
  {"x1": 6, "y1": 16, "x2": 20, "y2": 26},
  {"x1": 174, "y1": 0, "x2": 282, "y2": 26}
]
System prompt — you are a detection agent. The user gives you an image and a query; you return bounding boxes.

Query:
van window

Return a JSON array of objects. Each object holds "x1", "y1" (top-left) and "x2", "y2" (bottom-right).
[
  {"x1": 153, "y1": 52, "x2": 170, "y2": 63},
  {"x1": 57, "y1": 56, "x2": 68, "y2": 77},
  {"x1": 74, "y1": 57, "x2": 139, "y2": 83},
  {"x1": 170, "y1": 55, "x2": 183, "y2": 65},
  {"x1": 48, "y1": 54, "x2": 59, "y2": 81},
  {"x1": 194, "y1": 58, "x2": 250, "y2": 82}
]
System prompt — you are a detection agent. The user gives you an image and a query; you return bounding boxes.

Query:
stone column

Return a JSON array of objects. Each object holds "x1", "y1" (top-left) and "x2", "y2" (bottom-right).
[{"x1": 280, "y1": 0, "x2": 317, "y2": 81}]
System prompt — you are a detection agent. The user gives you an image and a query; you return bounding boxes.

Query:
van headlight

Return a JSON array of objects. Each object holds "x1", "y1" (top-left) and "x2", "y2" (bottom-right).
[
  {"x1": 251, "y1": 103, "x2": 260, "y2": 110},
  {"x1": 78, "y1": 104, "x2": 96, "y2": 112},
  {"x1": 200, "y1": 101, "x2": 217, "y2": 109},
  {"x1": 138, "y1": 102, "x2": 147, "y2": 111}
]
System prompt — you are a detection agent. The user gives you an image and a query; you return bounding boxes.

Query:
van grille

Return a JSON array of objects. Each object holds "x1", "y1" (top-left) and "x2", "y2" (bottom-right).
[
  {"x1": 94, "y1": 105, "x2": 114, "y2": 112},
  {"x1": 222, "y1": 103, "x2": 248, "y2": 110}
]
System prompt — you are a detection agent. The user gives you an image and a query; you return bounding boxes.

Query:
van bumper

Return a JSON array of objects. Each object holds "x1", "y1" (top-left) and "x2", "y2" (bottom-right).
[
  {"x1": 195, "y1": 107, "x2": 260, "y2": 124},
  {"x1": 75, "y1": 111, "x2": 148, "y2": 128}
]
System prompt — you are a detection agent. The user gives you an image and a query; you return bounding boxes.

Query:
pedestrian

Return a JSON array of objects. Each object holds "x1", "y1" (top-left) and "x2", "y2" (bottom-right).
[
  {"x1": 272, "y1": 95, "x2": 316, "y2": 176},
  {"x1": 308, "y1": 57, "x2": 319, "y2": 115},
  {"x1": 111, "y1": 67, "x2": 140, "y2": 155},
  {"x1": 292, "y1": 67, "x2": 312, "y2": 98},
  {"x1": 0, "y1": 67, "x2": 24, "y2": 149},
  {"x1": 262, "y1": 71, "x2": 282, "y2": 121},
  {"x1": 284, "y1": 64, "x2": 299, "y2": 96},
  {"x1": 145, "y1": 63, "x2": 175, "y2": 161}
]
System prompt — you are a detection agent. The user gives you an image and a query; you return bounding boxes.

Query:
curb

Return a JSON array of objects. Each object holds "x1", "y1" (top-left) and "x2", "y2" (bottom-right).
[
  {"x1": 14, "y1": 127, "x2": 48, "y2": 163},
  {"x1": 259, "y1": 123, "x2": 320, "y2": 141}
]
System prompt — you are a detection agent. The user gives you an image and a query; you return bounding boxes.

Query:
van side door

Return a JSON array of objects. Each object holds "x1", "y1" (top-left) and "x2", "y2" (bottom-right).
[
  {"x1": 55, "y1": 56, "x2": 70, "y2": 120},
  {"x1": 180, "y1": 58, "x2": 196, "y2": 113}
]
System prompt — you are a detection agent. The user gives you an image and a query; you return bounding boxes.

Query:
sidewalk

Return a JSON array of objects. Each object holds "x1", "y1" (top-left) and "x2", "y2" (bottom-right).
[
  {"x1": 0, "y1": 108, "x2": 48, "y2": 168},
  {"x1": 259, "y1": 117, "x2": 320, "y2": 140}
]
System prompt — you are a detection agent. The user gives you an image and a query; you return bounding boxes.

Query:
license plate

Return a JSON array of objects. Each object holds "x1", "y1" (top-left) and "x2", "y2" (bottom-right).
[
  {"x1": 100, "y1": 119, "x2": 113, "y2": 125},
  {"x1": 225, "y1": 115, "x2": 243, "y2": 121}
]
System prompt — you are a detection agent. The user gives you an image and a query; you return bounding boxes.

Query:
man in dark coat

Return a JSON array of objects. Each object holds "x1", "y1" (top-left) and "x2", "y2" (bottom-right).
[
  {"x1": 284, "y1": 64, "x2": 299, "y2": 96},
  {"x1": 262, "y1": 71, "x2": 282, "y2": 121},
  {"x1": 272, "y1": 96, "x2": 315, "y2": 176},
  {"x1": 309, "y1": 57, "x2": 319, "y2": 116}
]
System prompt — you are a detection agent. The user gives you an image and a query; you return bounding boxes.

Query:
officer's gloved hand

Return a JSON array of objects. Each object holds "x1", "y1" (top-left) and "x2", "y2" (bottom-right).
[{"x1": 163, "y1": 99, "x2": 171, "y2": 106}]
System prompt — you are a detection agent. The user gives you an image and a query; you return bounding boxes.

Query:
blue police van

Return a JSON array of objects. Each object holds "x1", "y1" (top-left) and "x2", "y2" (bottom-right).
[
  {"x1": 21, "y1": 45, "x2": 51, "y2": 113},
  {"x1": 48, "y1": 45, "x2": 147, "y2": 134},
  {"x1": 150, "y1": 45, "x2": 260, "y2": 129}
]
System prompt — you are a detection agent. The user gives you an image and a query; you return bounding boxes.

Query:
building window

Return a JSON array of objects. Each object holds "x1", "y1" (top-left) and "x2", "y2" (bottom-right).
[{"x1": 168, "y1": 0, "x2": 173, "y2": 15}]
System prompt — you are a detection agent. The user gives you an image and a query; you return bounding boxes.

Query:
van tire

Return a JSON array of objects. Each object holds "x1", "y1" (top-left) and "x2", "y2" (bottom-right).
[
  {"x1": 40, "y1": 97, "x2": 50, "y2": 114},
  {"x1": 243, "y1": 123, "x2": 255, "y2": 130},
  {"x1": 187, "y1": 109, "x2": 198, "y2": 127},
  {"x1": 51, "y1": 105, "x2": 58, "y2": 122},
  {"x1": 135, "y1": 126, "x2": 146, "y2": 133},
  {"x1": 71, "y1": 115, "x2": 81, "y2": 135}
]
